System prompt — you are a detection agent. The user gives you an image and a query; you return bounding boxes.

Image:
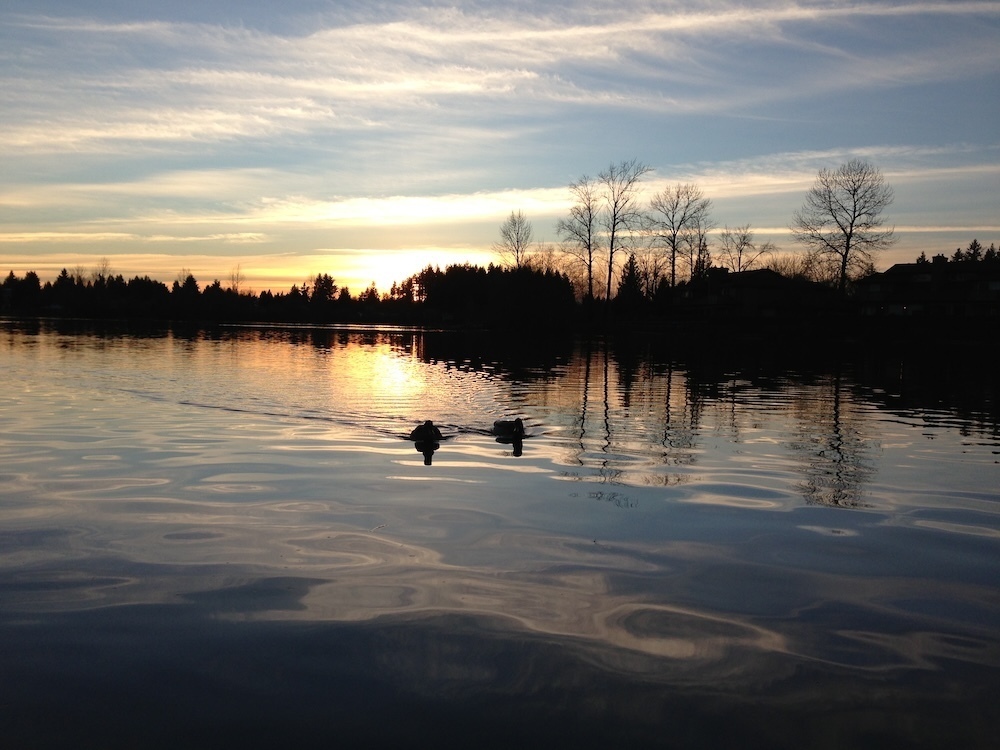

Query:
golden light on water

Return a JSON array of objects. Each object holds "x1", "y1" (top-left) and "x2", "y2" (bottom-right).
[{"x1": 325, "y1": 341, "x2": 434, "y2": 421}]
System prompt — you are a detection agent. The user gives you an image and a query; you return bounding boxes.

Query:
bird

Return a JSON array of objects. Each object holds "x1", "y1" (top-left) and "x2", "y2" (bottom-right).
[
  {"x1": 492, "y1": 417, "x2": 526, "y2": 439},
  {"x1": 409, "y1": 420, "x2": 443, "y2": 441}
]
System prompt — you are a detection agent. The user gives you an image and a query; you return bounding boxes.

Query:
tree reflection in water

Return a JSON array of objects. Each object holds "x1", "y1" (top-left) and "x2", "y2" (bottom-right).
[
  {"x1": 404, "y1": 330, "x2": 982, "y2": 511},
  {"x1": 788, "y1": 371, "x2": 878, "y2": 507}
]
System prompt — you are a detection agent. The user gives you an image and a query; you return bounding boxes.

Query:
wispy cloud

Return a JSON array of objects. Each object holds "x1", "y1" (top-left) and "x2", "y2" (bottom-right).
[
  {"x1": 5, "y1": 1, "x2": 999, "y2": 153},
  {"x1": 0, "y1": 232, "x2": 265, "y2": 244},
  {"x1": 2, "y1": 1, "x2": 998, "y2": 290},
  {"x1": 247, "y1": 188, "x2": 572, "y2": 226},
  {"x1": 5, "y1": 146, "x2": 995, "y2": 242},
  {"x1": 668, "y1": 145, "x2": 1000, "y2": 197}
]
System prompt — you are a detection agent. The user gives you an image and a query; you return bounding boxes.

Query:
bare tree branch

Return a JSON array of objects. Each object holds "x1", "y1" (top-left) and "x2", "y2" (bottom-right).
[
  {"x1": 556, "y1": 175, "x2": 601, "y2": 301},
  {"x1": 648, "y1": 183, "x2": 713, "y2": 287},
  {"x1": 599, "y1": 159, "x2": 651, "y2": 303},
  {"x1": 718, "y1": 224, "x2": 774, "y2": 273},
  {"x1": 791, "y1": 159, "x2": 895, "y2": 294},
  {"x1": 494, "y1": 210, "x2": 534, "y2": 269}
]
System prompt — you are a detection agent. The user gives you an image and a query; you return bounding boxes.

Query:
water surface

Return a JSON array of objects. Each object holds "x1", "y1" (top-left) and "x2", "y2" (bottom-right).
[{"x1": 2, "y1": 320, "x2": 998, "y2": 748}]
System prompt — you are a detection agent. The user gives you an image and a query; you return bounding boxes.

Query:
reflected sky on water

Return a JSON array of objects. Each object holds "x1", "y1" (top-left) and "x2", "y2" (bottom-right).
[{"x1": 2, "y1": 320, "x2": 999, "y2": 748}]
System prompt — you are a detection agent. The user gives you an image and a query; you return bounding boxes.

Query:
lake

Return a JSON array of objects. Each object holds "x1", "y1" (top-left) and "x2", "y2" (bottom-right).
[{"x1": 2, "y1": 319, "x2": 998, "y2": 749}]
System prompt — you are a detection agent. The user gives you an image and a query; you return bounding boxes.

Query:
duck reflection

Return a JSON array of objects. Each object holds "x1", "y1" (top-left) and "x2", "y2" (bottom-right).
[
  {"x1": 409, "y1": 420, "x2": 443, "y2": 465},
  {"x1": 493, "y1": 417, "x2": 526, "y2": 457},
  {"x1": 414, "y1": 440, "x2": 439, "y2": 465}
]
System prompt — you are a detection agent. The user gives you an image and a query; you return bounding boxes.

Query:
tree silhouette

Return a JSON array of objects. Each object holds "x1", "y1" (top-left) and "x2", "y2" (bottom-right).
[
  {"x1": 718, "y1": 224, "x2": 774, "y2": 273},
  {"x1": 557, "y1": 175, "x2": 601, "y2": 302},
  {"x1": 494, "y1": 210, "x2": 533, "y2": 270},
  {"x1": 648, "y1": 183, "x2": 712, "y2": 288},
  {"x1": 599, "y1": 159, "x2": 651, "y2": 305},
  {"x1": 311, "y1": 273, "x2": 338, "y2": 305},
  {"x1": 791, "y1": 159, "x2": 895, "y2": 294},
  {"x1": 228, "y1": 264, "x2": 246, "y2": 295},
  {"x1": 615, "y1": 253, "x2": 644, "y2": 312},
  {"x1": 966, "y1": 239, "x2": 984, "y2": 262}
]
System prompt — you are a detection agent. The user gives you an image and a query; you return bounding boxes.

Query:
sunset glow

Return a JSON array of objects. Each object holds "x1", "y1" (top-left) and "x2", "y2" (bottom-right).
[{"x1": 3, "y1": 1, "x2": 998, "y2": 294}]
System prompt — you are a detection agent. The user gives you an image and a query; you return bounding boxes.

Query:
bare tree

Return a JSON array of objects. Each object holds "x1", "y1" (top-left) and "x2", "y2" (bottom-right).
[
  {"x1": 556, "y1": 175, "x2": 601, "y2": 301},
  {"x1": 791, "y1": 159, "x2": 895, "y2": 294},
  {"x1": 524, "y1": 241, "x2": 559, "y2": 273},
  {"x1": 648, "y1": 183, "x2": 713, "y2": 287},
  {"x1": 598, "y1": 159, "x2": 651, "y2": 303},
  {"x1": 494, "y1": 210, "x2": 534, "y2": 269},
  {"x1": 229, "y1": 263, "x2": 247, "y2": 295},
  {"x1": 718, "y1": 224, "x2": 775, "y2": 273},
  {"x1": 91, "y1": 257, "x2": 113, "y2": 284},
  {"x1": 765, "y1": 251, "x2": 818, "y2": 281},
  {"x1": 635, "y1": 242, "x2": 669, "y2": 299}
]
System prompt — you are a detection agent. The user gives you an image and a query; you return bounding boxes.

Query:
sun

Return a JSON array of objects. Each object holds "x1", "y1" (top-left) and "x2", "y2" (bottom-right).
[{"x1": 340, "y1": 246, "x2": 496, "y2": 297}]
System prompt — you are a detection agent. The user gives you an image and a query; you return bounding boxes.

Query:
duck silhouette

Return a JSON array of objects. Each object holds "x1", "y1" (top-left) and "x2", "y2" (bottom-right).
[
  {"x1": 492, "y1": 417, "x2": 526, "y2": 439},
  {"x1": 492, "y1": 417, "x2": 526, "y2": 456},
  {"x1": 409, "y1": 420, "x2": 443, "y2": 441},
  {"x1": 409, "y1": 420, "x2": 443, "y2": 465}
]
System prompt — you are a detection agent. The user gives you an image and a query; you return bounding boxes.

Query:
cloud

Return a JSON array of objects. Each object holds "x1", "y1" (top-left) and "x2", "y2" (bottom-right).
[
  {"x1": 2, "y1": 1, "x2": 998, "y2": 291},
  {"x1": 5, "y1": 1, "x2": 999, "y2": 154},
  {"x1": 0, "y1": 231, "x2": 266, "y2": 244},
  {"x1": 3, "y1": 144, "x2": 996, "y2": 236},
  {"x1": 248, "y1": 188, "x2": 572, "y2": 226}
]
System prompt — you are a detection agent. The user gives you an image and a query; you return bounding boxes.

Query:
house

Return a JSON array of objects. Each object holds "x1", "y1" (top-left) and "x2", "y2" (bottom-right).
[
  {"x1": 675, "y1": 268, "x2": 837, "y2": 320},
  {"x1": 855, "y1": 260, "x2": 1000, "y2": 319}
]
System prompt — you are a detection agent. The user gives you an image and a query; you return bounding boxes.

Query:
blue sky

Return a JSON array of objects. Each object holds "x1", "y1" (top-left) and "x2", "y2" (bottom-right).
[{"x1": 3, "y1": 0, "x2": 999, "y2": 294}]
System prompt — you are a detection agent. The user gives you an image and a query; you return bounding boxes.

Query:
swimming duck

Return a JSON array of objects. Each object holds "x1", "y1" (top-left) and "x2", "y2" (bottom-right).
[
  {"x1": 492, "y1": 417, "x2": 526, "y2": 439},
  {"x1": 409, "y1": 420, "x2": 443, "y2": 441}
]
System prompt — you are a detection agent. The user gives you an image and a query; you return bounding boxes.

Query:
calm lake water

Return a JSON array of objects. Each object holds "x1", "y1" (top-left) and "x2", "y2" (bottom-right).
[{"x1": 2, "y1": 319, "x2": 998, "y2": 748}]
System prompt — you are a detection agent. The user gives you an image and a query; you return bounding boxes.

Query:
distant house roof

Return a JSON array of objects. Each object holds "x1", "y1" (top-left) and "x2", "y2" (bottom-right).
[
  {"x1": 677, "y1": 268, "x2": 835, "y2": 319},
  {"x1": 856, "y1": 261, "x2": 1000, "y2": 317}
]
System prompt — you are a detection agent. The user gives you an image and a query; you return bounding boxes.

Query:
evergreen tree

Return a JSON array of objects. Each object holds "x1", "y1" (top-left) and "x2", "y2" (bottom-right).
[{"x1": 615, "y1": 253, "x2": 644, "y2": 311}]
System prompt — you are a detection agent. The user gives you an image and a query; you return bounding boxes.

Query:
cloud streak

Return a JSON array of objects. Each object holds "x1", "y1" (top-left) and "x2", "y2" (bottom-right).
[
  {"x1": 2, "y1": 1, "x2": 999, "y2": 291},
  {"x1": 0, "y1": 232, "x2": 265, "y2": 244},
  {"x1": 6, "y1": 2, "x2": 999, "y2": 151}
]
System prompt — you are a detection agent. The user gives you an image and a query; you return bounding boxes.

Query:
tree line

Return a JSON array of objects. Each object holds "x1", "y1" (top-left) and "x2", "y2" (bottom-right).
[
  {"x1": 0, "y1": 262, "x2": 578, "y2": 327},
  {"x1": 916, "y1": 238, "x2": 1000, "y2": 265},
  {"x1": 5, "y1": 234, "x2": 996, "y2": 329},
  {"x1": 3, "y1": 157, "x2": 996, "y2": 328},
  {"x1": 499, "y1": 157, "x2": 897, "y2": 301}
]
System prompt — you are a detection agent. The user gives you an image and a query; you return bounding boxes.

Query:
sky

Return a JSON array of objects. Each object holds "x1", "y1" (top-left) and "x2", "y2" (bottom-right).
[{"x1": 3, "y1": 0, "x2": 999, "y2": 295}]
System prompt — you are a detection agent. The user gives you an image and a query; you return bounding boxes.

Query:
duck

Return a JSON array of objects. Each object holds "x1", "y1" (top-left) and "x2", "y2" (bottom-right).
[
  {"x1": 409, "y1": 420, "x2": 443, "y2": 441},
  {"x1": 492, "y1": 417, "x2": 526, "y2": 439}
]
